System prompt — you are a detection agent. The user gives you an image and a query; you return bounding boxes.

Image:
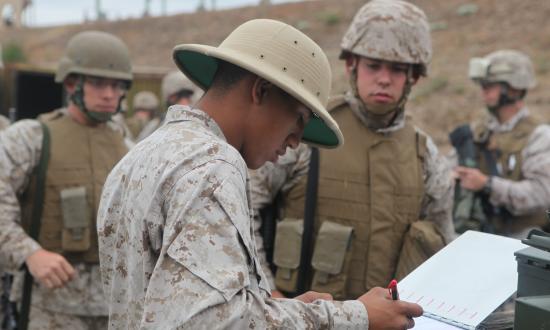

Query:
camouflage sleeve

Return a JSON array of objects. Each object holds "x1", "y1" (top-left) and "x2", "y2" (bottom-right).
[
  {"x1": 420, "y1": 136, "x2": 457, "y2": 242},
  {"x1": 0, "y1": 120, "x2": 44, "y2": 272},
  {"x1": 490, "y1": 125, "x2": 550, "y2": 215},
  {"x1": 249, "y1": 143, "x2": 311, "y2": 211},
  {"x1": 144, "y1": 160, "x2": 367, "y2": 329},
  {"x1": 249, "y1": 144, "x2": 311, "y2": 289}
]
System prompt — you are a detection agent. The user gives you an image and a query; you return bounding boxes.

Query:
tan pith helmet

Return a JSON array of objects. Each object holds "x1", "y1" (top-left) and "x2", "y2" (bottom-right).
[
  {"x1": 173, "y1": 18, "x2": 343, "y2": 148},
  {"x1": 340, "y1": 0, "x2": 432, "y2": 76},
  {"x1": 55, "y1": 31, "x2": 133, "y2": 83},
  {"x1": 133, "y1": 91, "x2": 159, "y2": 111},
  {"x1": 469, "y1": 49, "x2": 536, "y2": 90},
  {"x1": 161, "y1": 70, "x2": 203, "y2": 103}
]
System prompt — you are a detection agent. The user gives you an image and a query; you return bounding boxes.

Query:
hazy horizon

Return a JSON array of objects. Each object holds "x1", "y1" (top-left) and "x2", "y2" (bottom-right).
[{"x1": 10, "y1": 0, "x2": 304, "y2": 27}]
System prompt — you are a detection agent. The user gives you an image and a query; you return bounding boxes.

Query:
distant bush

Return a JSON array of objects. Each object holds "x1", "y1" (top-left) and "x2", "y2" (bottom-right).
[
  {"x1": 411, "y1": 76, "x2": 449, "y2": 100},
  {"x1": 317, "y1": 11, "x2": 340, "y2": 26},
  {"x1": 296, "y1": 20, "x2": 310, "y2": 31},
  {"x1": 2, "y1": 41, "x2": 26, "y2": 63}
]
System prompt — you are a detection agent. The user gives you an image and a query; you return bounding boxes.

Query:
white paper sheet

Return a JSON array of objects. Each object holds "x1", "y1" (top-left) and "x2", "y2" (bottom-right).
[
  {"x1": 399, "y1": 231, "x2": 526, "y2": 329},
  {"x1": 413, "y1": 315, "x2": 464, "y2": 330}
]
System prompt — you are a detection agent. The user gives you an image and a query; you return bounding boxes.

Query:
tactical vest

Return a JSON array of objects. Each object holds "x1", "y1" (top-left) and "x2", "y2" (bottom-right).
[
  {"x1": 21, "y1": 110, "x2": 128, "y2": 263},
  {"x1": 279, "y1": 97, "x2": 426, "y2": 298},
  {"x1": 126, "y1": 116, "x2": 148, "y2": 140},
  {"x1": 474, "y1": 115, "x2": 546, "y2": 236}
]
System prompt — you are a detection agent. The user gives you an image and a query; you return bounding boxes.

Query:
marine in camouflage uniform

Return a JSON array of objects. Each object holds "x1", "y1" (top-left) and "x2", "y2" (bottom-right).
[
  {"x1": 454, "y1": 50, "x2": 550, "y2": 238},
  {"x1": 98, "y1": 19, "x2": 422, "y2": 330},
  {"x1": 0, "y1": 31, "x2": 132, "y2": 330},
  {"x1": 252, "y1": 0, "x2": 456, "y2": 299},
  {"x1": 133, "y1": 70, "x2": 204, "y2": 142},
  {"x1": 126, "y1": 90, "x2": 159, "y2": 140}
]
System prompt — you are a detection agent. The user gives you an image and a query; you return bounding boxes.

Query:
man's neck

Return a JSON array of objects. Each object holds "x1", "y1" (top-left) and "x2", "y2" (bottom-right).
[
  {"x1": 67, "y1": 103, "x2": 99, "y2": 127},
  {"x1": 196, "y1": 92, "x2": 247, "y2": 151}
]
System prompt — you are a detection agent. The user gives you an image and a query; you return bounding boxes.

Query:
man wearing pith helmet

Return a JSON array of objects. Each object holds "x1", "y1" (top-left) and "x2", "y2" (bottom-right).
[
  {"x1": 251, "y1": 0, "x2": 456, "y2": 303},
  {"x1": 0, "y1": 31, "x2": 131, "y2": 329},
  {"x1": 98, "y1": 18, "x2": 422, "y2": 329},
  {"x1": 454, "y1": 50, "x2": 550, "y2": 237}
]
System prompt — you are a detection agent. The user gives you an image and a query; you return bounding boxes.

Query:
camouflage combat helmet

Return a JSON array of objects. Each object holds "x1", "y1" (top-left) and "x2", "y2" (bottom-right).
[
  {"x1": 133, "y1": 91, "x2": 159, "y2": 111},
  {"x1": 161, "y1": 70, "x2": 202, "y2": 103},
  {"x1": 469, "y1": 50, "x2": 536, "y2": 90},
  {"x1": 55, "y1": 31, "x2": 133, "y2": 83},
  {"x1": 173, "y1": 19, "x2": 343, "y2": 148},
  {"x1": 340, "y1": 0, "x2": 432, "y2": 76}
]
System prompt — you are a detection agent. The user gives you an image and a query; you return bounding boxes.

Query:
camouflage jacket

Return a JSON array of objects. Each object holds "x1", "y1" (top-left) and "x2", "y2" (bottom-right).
[
  {"x1": 98, "y1": 106, "x2": 368, "y2": 329},
  {"x1": 0, "y1": 112, "x2": 123, "y2": 316},
  {"x1": 473, "y1": 108, "x2": 550, "y2": 216}
]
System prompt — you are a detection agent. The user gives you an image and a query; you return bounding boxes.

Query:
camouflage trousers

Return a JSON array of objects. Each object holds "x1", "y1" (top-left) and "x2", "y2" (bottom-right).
[{"x1": 28, "y1": 305, "x2": 107, "y2": 330}]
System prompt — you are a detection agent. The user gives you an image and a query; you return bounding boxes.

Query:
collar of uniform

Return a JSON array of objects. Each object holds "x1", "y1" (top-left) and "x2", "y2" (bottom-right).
[
  {"x1": 344, "y1": 90, "x2": 406, "y2": 134},
  {"x1": 164, "y1": 105, "x2": 226, "y2": 142},
  {"x1": 487, "y1": 106, "x2": 529, "y2": 133}
]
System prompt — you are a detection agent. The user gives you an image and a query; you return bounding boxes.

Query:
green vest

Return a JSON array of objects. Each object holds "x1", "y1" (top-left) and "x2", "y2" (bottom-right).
[
  {"x1": 474, "y1": 114, "x2": 547, "y2": 235},
  {"x1": 21, "y1": 110, "x2": 128, "y2": 264},
  {"x1": 279, "y1": 97, "x2": 426, "y2": 298}
]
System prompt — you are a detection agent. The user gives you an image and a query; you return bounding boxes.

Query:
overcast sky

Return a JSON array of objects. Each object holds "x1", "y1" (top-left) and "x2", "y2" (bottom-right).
[{"x1": 17, "y1": 0, "x2": 302, "y2": 27}]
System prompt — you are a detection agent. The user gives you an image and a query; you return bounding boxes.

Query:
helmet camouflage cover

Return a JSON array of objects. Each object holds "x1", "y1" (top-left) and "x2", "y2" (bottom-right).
[
  {"x1": 55, "y1": 30, "x2": 133, "y2": 83},
  {"x1": 161, "y1": 70, "x2": 202, "y2": 103},
  {"x1": 340, "y1": 0, "x2": 432, "y2": 75},
  {"x1": 133, "y1": 91, "x2": 159, "y2": 111},
  {"x1": 469, "y1": 49, "x2": 536, "y2": 90}
]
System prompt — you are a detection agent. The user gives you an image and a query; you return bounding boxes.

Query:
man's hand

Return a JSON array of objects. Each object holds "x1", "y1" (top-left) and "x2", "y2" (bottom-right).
[
  {"x1": 271, "y1": 290, "x2": 286, "y2": 298},
  {"x1": 25, "y1": 249, "x2": 76, "y2": 289},
  {"x1": 455, "y1": 166, "x2": 488, "y2": 192},
  {"x1": 295, "y1": 291, "x2": 333, "y2": 303},
  {"x1": 358, "y1": 287, "x2": 423, "y2": 330}
]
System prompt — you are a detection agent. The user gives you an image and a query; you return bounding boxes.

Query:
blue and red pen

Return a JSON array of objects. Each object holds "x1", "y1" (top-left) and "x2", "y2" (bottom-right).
[{"x1": 387, "y1": 279, "x2": 399, "y2": 301}]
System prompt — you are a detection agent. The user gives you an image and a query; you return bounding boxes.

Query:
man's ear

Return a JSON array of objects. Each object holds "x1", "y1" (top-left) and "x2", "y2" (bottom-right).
[
  {"x1": 64, "y1": 75, "x2": 78, "y2": 94},
  {"x1": 344, "y1": 55, "x2": 357, "y2": 75},
  {"x1": 251, "y1": 77, "x2": 273, "y2": 105},
  {"x1": 410, "y1": 76, "x2": 420, "y2": 87}
]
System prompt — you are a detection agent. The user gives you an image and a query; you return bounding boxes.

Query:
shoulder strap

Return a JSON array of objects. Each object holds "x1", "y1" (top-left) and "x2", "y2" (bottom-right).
[
  {"x1": 18, "y1": 122, "x2": 50, "y2": 330},
  {"x1": 296, "y1": 147, "x2": 319, "y2": 295}
]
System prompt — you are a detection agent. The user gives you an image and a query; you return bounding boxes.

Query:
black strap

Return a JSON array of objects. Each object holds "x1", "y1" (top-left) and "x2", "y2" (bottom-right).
[
  {"x1": 18, "y1": 122, "x2": 50, "y2": 330},
  {"x1": 296, "y1": 147, "x2": 319, "y2": 295}
]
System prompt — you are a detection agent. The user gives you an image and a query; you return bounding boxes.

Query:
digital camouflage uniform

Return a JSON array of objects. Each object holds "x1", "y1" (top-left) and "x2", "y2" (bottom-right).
[
  {"x1": 96, "y1": 17, "x2": 381, "y2": 328},
  {"x1": 0, "y1": 114, "x2": 128, "y2": 329},
  {"x1": 457, "y1": 50, "x2": 550, "y2": 238},
  {"x1": 0, "y1": 30, "x2": 132, "y2": 330},
  {"x1": 251, "y1": 93, "x2": 456, "y2": 291},
  {"x1": 252, "y1": 0, "x2": 456, "y2": 297},
  {"x1": 250, "y1": 144, "x2": 311, "y2": 288},
  {"x1": 471, "y1": 109, "x2": 550, "y2": 236},
  {"x1": 97, "y1": 106, "x2": 368, "y2": 329}
]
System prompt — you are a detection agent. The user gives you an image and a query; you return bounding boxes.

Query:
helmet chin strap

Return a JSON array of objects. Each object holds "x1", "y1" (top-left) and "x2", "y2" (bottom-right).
[
  {"x1": 70, "y1": 76, "x2": 125, "y2": 124},
  {"x1": 487, "y1": 83, "x2": 524, "y2": 116},
  {"x1": 348, "y1": 59, "x2": 414, "y2": 130}
]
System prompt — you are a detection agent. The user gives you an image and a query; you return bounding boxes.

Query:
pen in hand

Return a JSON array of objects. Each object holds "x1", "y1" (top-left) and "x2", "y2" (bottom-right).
[{"x1": 388, "y1": 279, "x2": 399, "y2": 300}]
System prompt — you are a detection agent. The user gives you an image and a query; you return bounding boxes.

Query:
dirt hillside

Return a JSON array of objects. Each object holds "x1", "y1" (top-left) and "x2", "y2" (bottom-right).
[{"x1": 2, "y1": 0, "x2": 549, "y2": 151}]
